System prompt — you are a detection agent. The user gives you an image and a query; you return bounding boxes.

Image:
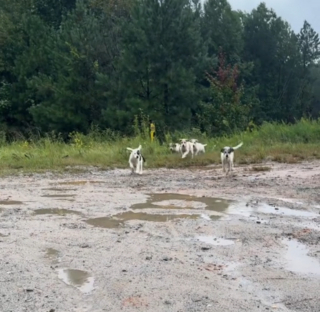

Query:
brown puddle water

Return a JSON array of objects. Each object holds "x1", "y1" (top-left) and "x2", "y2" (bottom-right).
[
  {"x1": 33, "y1": 208, "x2": 81, "y2": 216},
  {"x1": 57, "y1": 268, "x2": 94, "y2": 293},
  {"x1": 85, "y1": 211, "x2": 200, "y2": 229},
  {"x1": 0, "y1": 200, "x2": 23, "y2": 205},
  {"x1": 130, "y1": 193, "x2": 232, "y2": 212}
]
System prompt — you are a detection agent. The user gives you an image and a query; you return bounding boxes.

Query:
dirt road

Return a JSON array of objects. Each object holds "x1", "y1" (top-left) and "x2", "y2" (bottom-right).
[{"x1": 0, "y1": 161, "x2": 320, "y2": 312}]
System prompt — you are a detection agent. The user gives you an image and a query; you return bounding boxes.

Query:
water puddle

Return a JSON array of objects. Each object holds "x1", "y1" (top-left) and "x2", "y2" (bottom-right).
[
  {"x1": 85, "y1": 211, "x2": 200, "y2": 229},
  {"x1": 255, "y1": 204, "x2": 318, "y2": 218},
  {"x1": 56, "y1": 180, "x2": 106, "y2": 186},
  {"x1": 41, "y1": 194, "x2": 75, "y2": 198},
  {"x1": 45, "y1": 248, "x2": 60, "y2": 259},
  {"x1": 284, "y1": 239, "x2": 320, "y2": 276},
  {"x1": 0, "y1": 200, "x2": 23, "y2": 205},
  {"x1": 131, "y1": 193, "x2": 232, "y2": 213},
  {"x1": 33, "y1": 208, "x2": 81, "y2": 216},
  {"x1": 42, "y1": 188, "x2": 77, "y2": 192},
  {"x1": 227, "y1": 202, "x2": 318, "y2": 219},
  {"x1": 196, "y1": 236, "x2": 235, "y2": 246},
  {"x1": 57, "y1": 268, "x2": 94, "y2": 293}
]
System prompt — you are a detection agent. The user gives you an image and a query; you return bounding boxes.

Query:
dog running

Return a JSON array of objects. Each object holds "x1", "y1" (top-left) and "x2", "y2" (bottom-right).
[
  {"x1": 126, "y1": 144, "x2": 146, "y2": 175},
  {"x1": 220, "y1": 142, "x2": 243, "y2": 175},
  {"x1": 190, "y1": 139, "x2": 207, "y2": 156}
]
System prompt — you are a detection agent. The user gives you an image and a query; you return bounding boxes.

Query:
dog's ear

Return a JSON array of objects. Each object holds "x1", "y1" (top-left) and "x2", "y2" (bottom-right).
[
  {"x1": 220, "y1": 148, "x2": 225, "y2": 153},
  {"x1": 229, "y1": 148, "x2": 234, "y2": 153}
]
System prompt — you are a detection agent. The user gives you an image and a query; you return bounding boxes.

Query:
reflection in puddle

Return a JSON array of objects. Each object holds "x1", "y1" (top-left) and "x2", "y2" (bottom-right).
[
  {"x1": 34, "y1": 208, "x2": 81, "y2": 216},
  {"x1": 255, "y1": 204, "x2": 318, "y2": 218},
  {"x1": 284, "y1": 239, "x2": 320, "y2": 276},
  {"x1": 130, "y1": 193, "x2": 232, "y2": 212},
  {"x1": 0, "y1": 200, "x2": 23, "y2": 205},
  {"x1": 57, "y1": 268, "x2": 94, "y2": 293},
  {"x1": 227, "y1": 202, "x2": 318, "y2": 219},
  {"x1": 85, "y1": 211, "x2": 200, "y2": 229},
  {"x1": 196, "y1": 236, "x2": 235, "y2": 246},
  {"x1": 41, "y1": 194, "x2": 75, "y2": 198}
]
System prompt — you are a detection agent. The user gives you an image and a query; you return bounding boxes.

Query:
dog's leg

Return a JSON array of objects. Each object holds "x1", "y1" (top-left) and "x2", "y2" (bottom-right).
[
  {"x1": 182, "y1": 150, "x2": 189, "y2": 158},
  {"x1": 140, "y1": 158, "x2": 143, "y2": 174},
  {"x1": 135, "y1": 159, "x2": 140, "y2": 174},
  {"x1": 129, "y1": 160, "x2": 135, "y2": 174}
]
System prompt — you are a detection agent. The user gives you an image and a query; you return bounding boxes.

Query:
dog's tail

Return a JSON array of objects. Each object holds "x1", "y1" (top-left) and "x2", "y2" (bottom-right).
[
  {"x1": 232, "y1": 142, "x2": 243, "y2": 150},
  {"x1": 203, "y1": 144, "x2": 207, "y2": 147},
  {"x1": 126, "y1": 147, "x2": 133, "y2": 151}
]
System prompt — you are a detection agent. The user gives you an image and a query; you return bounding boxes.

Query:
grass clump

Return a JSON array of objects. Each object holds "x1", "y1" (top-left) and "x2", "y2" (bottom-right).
[{"x1": 0, "y1": 118, "x2": 320, "y2": 175}]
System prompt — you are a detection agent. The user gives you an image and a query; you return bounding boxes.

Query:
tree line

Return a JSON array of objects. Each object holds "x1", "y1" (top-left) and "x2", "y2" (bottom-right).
[{"x1": 0, "y1": 0, "x2": 319, "y2": 141}]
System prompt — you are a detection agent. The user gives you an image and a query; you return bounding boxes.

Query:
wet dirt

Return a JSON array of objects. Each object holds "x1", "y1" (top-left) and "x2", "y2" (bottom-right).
[
  {"x1": 283, "y1": 239, "x2": 320, "y2": 276},
  {"x1": 42, "y1": 188, "x2": 77, "y2": 192},
  {"x1": 57, "y1": 269, "x2": 94, "y2": 294},
  {"x1": 0, "y1": 200, "x2": 23, "y2": 205},
  {"x1": 130, "y1": 193, "x2": 232, "y2": 212},
  {"x1": 1, "y1": 160, "x2": 320, "y2": 312},
  {"x1": 33, "y1": 208, "x2": 82, "y2": 216},
  {"x1": 41, "y1": 194, "x2": 76, "y2": 198},
  {"x1": 85, "y1": 211, "x2": 200, "y2": 229}
]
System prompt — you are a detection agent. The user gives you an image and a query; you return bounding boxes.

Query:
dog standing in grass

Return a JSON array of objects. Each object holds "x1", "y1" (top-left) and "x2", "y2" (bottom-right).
[
  {"x1": 221, "y1": 142, "x2": 243, "y2": 175},
  {"x1": 190, "y1": 139, "x2": 207, "y2": 156},
  {"x1": 127, "y1": 144, "x2": 145, "y2": 174}
]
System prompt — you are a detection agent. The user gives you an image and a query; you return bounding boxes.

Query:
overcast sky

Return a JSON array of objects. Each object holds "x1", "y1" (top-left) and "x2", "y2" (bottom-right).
[{"x1": 213, "y1": 0, "x2": 320, "y2": 34}]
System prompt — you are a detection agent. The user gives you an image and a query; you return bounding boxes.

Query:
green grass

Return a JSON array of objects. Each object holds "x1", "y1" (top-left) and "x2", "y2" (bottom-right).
[{"x1": 0, "y1": 118, "x2": 320, "y2": 176}]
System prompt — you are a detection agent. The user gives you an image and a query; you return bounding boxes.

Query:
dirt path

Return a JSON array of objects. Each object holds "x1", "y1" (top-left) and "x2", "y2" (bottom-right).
[{"x1": 0, "y1": 161, "x2": 320, "y2": 312}]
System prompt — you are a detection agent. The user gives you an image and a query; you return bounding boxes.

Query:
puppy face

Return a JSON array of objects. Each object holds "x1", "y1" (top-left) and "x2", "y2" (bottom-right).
[
  {"x1": 221, "y1": 148, "x2": 234, "y2": 159},
  {"x1": 180, "y1": 139, "x2": 188, "y2": 149}
]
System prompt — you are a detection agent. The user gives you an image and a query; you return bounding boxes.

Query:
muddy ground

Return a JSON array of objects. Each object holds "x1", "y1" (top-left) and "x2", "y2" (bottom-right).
[{"x1": 0, "y1": 160, "x2": 320, "y2": 312}]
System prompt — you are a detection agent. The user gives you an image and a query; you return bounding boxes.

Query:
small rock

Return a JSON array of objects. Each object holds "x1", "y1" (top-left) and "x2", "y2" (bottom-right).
[
  {"x1": 79, "y1": 243, "x2": 90, "y2": 248},
  {"x1": 275, "y1": 208, "x2": 279, "y2": 210},
  {"x1": 164, "y1": 300, "x2": 172, "y2": 305},
  {"x1": 256, "y1": 221, "x2": 261, "y2": 224},
  {"x1": 162, "y1": 256, "x2": 173, "y2": 261},
  {"x1": 201, "y1": 247, "x2": 211, "y2": 251},
  {"x1": 146, "y1": 256, "x2": 152, "y2": 260}
]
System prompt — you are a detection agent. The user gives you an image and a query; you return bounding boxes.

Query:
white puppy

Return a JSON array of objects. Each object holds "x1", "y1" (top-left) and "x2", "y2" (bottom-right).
[
  {"x1": 169, "y1": 143, "x2": 181, "y2": 153},
  {"x1": 126, "y1": 144, "x2": 145, "y2": 175},
  {"x1": 180, "y1": 139, "x2": 194, "y2": 158},
  {"x1": 190, "y1": 139, "x2": 207, "y2": 156},
  {"x1": 220, "y1": 142, "x2": 243, "y2": 175}
]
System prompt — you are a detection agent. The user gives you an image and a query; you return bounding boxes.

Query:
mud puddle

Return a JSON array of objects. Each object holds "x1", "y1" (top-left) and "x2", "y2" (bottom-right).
[
  {"x1": 42, "y1": 188, "x2": 77, "y2": 192},
  {"x1": 85, "y1": 211, "x2": 200, "y2": 229},
  {"x1": 41, "y1": 194, "x2": 75, "y2": 198},
  {"x1": 55, "y1": 180, "x2": 106, "y2": 186},
  {"x1": 0, "y1": 200, "x2": 23, "y2": 205},
  {"x1": 33, "y1": 208, "x2": 81, "y2": 216},
  {"x1": 130, "y1": 193, "x2": 232, "y2": 212},
  {"x1": 196, "y1": 236, "x2": 235, "y2": 246},
  {"x1": 57, "y1": 268, "x2": 94, "y2": 293},
  {"x1": 283, "y1": 239, "x2": 320, "y2": 276}
]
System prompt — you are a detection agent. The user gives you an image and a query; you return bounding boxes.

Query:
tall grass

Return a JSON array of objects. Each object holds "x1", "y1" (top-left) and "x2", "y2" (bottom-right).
[{"x1": 0, "y1": 118, "x2": 320, "y2": 175}]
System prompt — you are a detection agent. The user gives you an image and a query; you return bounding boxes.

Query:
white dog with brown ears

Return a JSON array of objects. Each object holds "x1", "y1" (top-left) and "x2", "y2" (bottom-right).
[
  {"x1": 126, "y1": 144, "x2": 145, "y2": 174},
  {"x1": 180, "y1": 139, "x2": 194, "y2": 158},
  {"x1": 221, "y1": 142, "x2": 243, "y2": 175}
]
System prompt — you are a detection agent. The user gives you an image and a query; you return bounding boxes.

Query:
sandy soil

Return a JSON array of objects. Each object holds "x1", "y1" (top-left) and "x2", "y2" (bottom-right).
[{"x1": 0, "y1": 160, "x2": 320, "y2": 312}]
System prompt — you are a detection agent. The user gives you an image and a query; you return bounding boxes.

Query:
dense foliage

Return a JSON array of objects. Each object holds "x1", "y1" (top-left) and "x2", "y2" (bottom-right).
[{"x1": 0, "y1": 0, "x2": 319, "y2": 140}]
